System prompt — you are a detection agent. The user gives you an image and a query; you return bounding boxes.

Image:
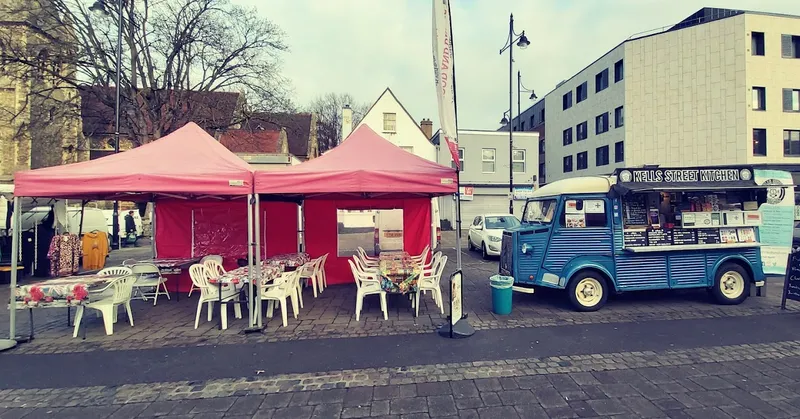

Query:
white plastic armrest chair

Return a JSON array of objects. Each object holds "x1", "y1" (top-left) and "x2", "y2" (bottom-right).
[
  {"x1": 261, "y1": 270, "x2": 300, "y2": 327},
  {"x1": 188, "y1": 263, "x2": 241, "y2": 330},
  {"x1": 416, "y1": 255, "x2": 448, "y2": 316},
  {"x1": 73, "y1": 268, "x2": 136, "y2": 337},
  {"x1": 349, "y1": 259, "x2": 387, "y2": 322}
]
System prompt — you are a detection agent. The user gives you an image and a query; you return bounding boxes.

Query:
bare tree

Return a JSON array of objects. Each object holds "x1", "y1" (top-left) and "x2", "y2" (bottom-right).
[
  {"x1": 306, "y1": 92, "x2": 369, "y2": 153},
  {"x1": 0, "y1": 0, "x2": 292, "y2": 149}
]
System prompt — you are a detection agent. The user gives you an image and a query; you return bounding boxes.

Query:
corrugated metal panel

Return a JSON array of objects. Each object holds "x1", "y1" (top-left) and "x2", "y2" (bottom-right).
[
  {"x1": 516, "y1": 229, "x2": 550, "y2": 283},
  {"x1": 500, "y1": 233, "x2": 513, "y2": 275},
  {"x1": 705, "y1": 248, "x2": 760, "y2": 277},
  {"x1": 669, "y1": 254, "x2": 707, "y2": 287},
  {"x1": 543, "y1": 229, "x2": 612, "y2": 272},
  {"x1": 615, "y1": 255, "x2": 669, "y2": 289}
]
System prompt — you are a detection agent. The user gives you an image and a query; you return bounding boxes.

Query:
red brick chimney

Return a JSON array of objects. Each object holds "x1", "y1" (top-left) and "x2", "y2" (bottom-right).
[{"x1": 420, "y1": 118, "x2": 433, "y2": 139}]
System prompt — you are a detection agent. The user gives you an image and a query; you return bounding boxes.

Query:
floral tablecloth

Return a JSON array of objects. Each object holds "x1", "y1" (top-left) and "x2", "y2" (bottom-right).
[
  {"x1": 379, "y1": 258, "x2": 421, "y2": 294},
  {"x1": 211, "y1": 263, "x2": 283, "y2": 286},
  {"x1": 14, "y1": 274, "x2": 125, "y2": 308},
  {"x1": 143, "y1": 258, "x2": 200, "y2": 275},
  {"x1": 266, "y1": 253, "x2": 311, "y2": 269},
  {"x1": 378, "y1": 251, "x2": 410, "y2": 260}
]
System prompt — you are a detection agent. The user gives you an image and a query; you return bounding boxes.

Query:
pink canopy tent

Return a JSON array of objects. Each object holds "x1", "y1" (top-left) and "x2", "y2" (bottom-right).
[
  {"x1": 254, "y1": 124, "x2": 457, "y2": 285},
  {"x1": 14, "y1": 122, "x2": 253, "y2": 199}
]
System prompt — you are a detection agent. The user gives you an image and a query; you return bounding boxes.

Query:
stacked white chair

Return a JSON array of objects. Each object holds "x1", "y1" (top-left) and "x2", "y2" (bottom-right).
[{"x1": 349, "y1": 259, "x2": 388, "y2": 321}]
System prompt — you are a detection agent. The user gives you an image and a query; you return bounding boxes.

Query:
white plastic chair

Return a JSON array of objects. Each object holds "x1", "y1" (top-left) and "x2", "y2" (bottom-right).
[
  {"x1": 188, "y1": 264, "x2": 241, "y2": 330},
  {"x1": 298, "y1": 257, "x2": 323, "y2": 299},
  {"x1": 349, "y1": 259, "x2": 387, "y2": 321},
  {"x1": 261, "y1": 270, "x2": 300, "y2": 327},
  {"x1": 72, "y1": 268, "x2": 136, "y2": 337},
  {"x1": 410, "y1": 245, "x2": 431, "y2": 266},
  {"x1": 356, "y1": 247, "x2": 380, "y2": 266},
  {"x1": 122, "y1": 259, "x2": 138, "y2": 266},
  {"x1": 319, "y1": 253, "x2": 329, "y2": 289},
  {"x1": 190, "y1": 255, "x2": 223, "y2": 297},
  {"x1": 131, "y1": 263, "x2": 170, "y2": 306},
  {"x1": 416, "y1": 255, "x2": 448, "y2": 316}
]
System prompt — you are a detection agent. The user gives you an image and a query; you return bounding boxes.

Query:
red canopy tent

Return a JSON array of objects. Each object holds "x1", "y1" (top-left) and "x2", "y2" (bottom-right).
[{"x1": 254, "y1": 124, "x2": 457, "y2": 285}]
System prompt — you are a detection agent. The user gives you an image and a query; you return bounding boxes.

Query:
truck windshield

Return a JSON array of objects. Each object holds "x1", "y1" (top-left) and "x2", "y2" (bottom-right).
[
  {"x1": 485, "y1": 216, "x2": 520, "y2": 230},
  {"x1": 523, "y1": 199, "x2": 558, "y2": 224}
]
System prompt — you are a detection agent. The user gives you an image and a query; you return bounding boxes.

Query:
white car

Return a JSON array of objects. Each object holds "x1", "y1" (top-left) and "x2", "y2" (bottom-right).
[{"x1": 467, "y1": 214, "x2": 520, "y2": 259}]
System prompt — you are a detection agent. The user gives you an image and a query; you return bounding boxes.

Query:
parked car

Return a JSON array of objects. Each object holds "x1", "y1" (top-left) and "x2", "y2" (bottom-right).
[{"x1": 467, "y1": 214, "x2": 520, "y2": 259}]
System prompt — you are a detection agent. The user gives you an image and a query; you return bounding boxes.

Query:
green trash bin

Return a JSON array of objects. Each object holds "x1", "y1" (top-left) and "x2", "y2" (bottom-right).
[{"x1": 490, "y1": 275, "x2": 514, "y2": 315}]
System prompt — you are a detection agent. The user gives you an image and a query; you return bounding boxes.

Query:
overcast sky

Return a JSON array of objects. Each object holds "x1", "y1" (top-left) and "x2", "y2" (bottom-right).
[{"x1": 249, "y1": 0, "x2": 800, "y2": 131}]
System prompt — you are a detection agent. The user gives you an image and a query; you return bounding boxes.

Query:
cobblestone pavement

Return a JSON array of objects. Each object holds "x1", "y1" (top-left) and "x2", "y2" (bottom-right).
[
  {"x1": 3, "y1": 340, "x2": 800, "y2": 418},
  {"x1": 1, "y1": 233, "x2": 797, "y2": 355}
]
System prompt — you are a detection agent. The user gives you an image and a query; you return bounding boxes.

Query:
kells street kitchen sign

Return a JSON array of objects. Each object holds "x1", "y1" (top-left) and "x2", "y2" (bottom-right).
[{"x1": 616, "y1": 167, "x2": 754, "y2": 184}]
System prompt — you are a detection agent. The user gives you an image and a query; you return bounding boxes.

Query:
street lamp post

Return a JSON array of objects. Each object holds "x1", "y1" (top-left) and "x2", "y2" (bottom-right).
[
  {"x1": 90, "y1": 0, "x2": 123, "y2": 249},
  {"x1": 499, "y1": 13, "x2": 529, "y2": 215}
]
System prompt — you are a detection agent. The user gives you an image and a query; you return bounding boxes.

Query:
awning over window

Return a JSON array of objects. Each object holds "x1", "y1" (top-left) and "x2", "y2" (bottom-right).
[{"x1": 611, "y1": 167, "x2": 793, "y2": 195}]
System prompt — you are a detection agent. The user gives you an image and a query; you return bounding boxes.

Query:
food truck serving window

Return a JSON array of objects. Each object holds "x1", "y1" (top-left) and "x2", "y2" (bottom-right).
[
  {"x1": 560, "y1": 199, "x2": 607, "y2": 228},
  {"x1": 523, "y1": 199, "x2": 557, "y2": 223}
]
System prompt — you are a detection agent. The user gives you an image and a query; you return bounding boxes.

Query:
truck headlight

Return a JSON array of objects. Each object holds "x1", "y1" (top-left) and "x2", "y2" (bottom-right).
[{"x1": 521, "y1": 243, "x2": 530, "y2": 254}]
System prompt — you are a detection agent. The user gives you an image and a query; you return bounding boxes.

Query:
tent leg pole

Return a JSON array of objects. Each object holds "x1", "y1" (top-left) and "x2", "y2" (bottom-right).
[
  {"x1": 1, "y1": 196, "x2": 21, "y2": 351},
  {"x1": 254, "y1": 195, "x2": 263, "y2": 330},
  {"x1": 151, "y1": 201, "x2": 157, "y2": 259}
]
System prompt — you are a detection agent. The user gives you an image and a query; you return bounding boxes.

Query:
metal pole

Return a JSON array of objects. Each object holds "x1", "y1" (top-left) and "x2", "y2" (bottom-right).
[
  {"x1": 254, "y1": 195, "x2": 262, "y2": 329},
  {"x1": 151, "y1": 201, "x2": 157, "y2": 259},
  {"x1": 0, "y1": 197, "x2": 21, "y2": 350},
  {"x1": 246, "y1": 194, "x2": 254, "y2": 328},
  {"x1": 508, "y1": 14, "x2": 514, "y2": 215},
  {"x1": 111, "y1": 0, "x2": 123, "y2": 250},
  {"x1": 190, "y1": 209, "x2": 195, "y2": 258}
]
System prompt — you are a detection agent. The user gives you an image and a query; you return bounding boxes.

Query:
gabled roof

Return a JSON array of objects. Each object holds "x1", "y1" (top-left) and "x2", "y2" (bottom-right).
[
  {"x1": 14, "y1": 122, "x2": 253, "y2": 199},
  {"x1": 219, "y1": 129, "x2": 283, "y2": 154},
  {"x1": 359, "y1": 87, "x2": 432, "y2": 143},
  {"x1": 254, "y1": 124, "x2": 456, "y2": 198},
  {"x1": 244, "y1": 113, "x2": 314, "y2": 158}
]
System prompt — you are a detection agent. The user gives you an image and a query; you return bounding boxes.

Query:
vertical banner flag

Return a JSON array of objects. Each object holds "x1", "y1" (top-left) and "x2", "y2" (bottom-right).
[
  {"x1": 433, "y1": 0, "x2": 459, "y2": 169},
  {"x1": 755, "y1": 169, "x2": 795, "y2": 274}
]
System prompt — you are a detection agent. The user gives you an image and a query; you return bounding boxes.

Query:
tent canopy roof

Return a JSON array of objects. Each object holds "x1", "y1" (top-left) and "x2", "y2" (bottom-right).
[
  {"x1": 14, "y1": 122, "x2": 253, "y2": 199},
  {"x1": 254, "y1": 125, "x2": 457, "y2": 198}
]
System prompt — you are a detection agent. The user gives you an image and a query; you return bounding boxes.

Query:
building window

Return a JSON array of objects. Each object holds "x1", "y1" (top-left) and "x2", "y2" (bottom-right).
[
  {"x1": 539, "y1": 140, "x2": 545, "y2": 154},
  {"x1": 481, "y1": 148, "x2": 496, "y2": 172},
  {"x1": 614, "y1": 141, "x2": 624, "y2": 162},
  {"x1": 576, "y1": 82, "x2": 587, "y2": 103},
  {"x1": 512, "y1": 150, "x2": 525, "y2": 173},
  {"x1": 451, "y1": 148, "x2": 464, "y2": 171},
  {"x1": 562, "y1": 91, "x2": 573, "y2": 110},
  {"x1": 520, "y1": 121, "x2": 526, "y2": 131},
  {"x1": 595, "y1": 112, "x2": 609, "y2": 134},
  {"x1": 614, "y1": 106, "x2": 624, "y2": 128},
  {"x1": 382, "y1": 113, "x2": 396, "y2": 132},
  {"x1": 595, "y1": 68, "x2": 609, "y2": 93},
  {"x1": 539, "y1": 162, "x2": 546, "y2": 181},
  {"x1": 577, "y1": 151, "x2": 588, "y2": 170},
  {"x1": 752, "y1": 87, "x2": 766, "y2": 111},
  {"x1": 752, "y1": 32, "x2": 765, "y2": 56},
  {"x1": 529, "y1": 115, "x2": 535, "y2": 127},
  {"x1": 614, "y1": 59, "x2": 624, "y2": 82},
  {"x1": 576, "y1": 121, "x2": 588, "y2": 141},
  {"x1": 563, "y1": 155, "x2": 573, "y2": 173},
  {"x1": 596, "y1": 145, "x2": 609, "y2": 166},
  {"x1": 753, "y1": 129, "x2": 767, "y2": 156},
  {"x1": 782, "y1": 34, "x2": 800, "y2": 59},
  {"x1": 540, "y1": 109, "x2": 545, "y2": 122},
  {"x1": 562, "y1": 127, "x2": 573, "y2": 145},
  {"x1": 784, "y1": 130, "x2": 800, "y2": 156},
  {"x1": 783, "y1": 88, "x2": 800, "y2": 112}
]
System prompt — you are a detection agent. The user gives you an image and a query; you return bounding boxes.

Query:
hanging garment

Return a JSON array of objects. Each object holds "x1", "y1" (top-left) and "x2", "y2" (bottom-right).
[
  {"x1": 47, "y1": 234, "x2": 82, "y2": 277},
  {"x1": 81, "y1": 231, "x2": 109, "y2": 270}
]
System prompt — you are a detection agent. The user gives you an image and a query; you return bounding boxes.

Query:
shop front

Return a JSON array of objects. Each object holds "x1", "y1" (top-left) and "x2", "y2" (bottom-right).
[{"x1": 501, "y1": 166, "x2": 795, "y2": 312}]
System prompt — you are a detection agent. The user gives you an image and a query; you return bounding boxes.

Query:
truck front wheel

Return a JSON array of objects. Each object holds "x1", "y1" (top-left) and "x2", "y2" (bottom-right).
[
  {"x1": 711, "y1": 263, "x2": 750, "y2": 305},
  {"x1": 567, "y1": 272, "x2": 608, "y2": 312}
]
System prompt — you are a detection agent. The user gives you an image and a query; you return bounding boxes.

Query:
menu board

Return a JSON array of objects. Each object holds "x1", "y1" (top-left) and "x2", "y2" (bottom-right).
[
  {"x1": 672, "y1": 229, "x2": 697, "y2": 245},
  {"x1": 782, "y1": 251, "x2": 800, "y2": 309},
  {"x1": 697, "y1": 228, "x2": 721, "y2": 244},
  {"x1": 647, "y1": 228, "x2": 673, "y2": 246},
  {"x1": 623, "y1": 230, "x2": 648, "y2": 247},
  {"x1": 623, "y1": 195, "x2": 648, "y2": 226}
]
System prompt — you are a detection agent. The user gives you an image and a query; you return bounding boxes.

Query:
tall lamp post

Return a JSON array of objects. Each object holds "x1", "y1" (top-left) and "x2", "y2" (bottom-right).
[
  {"x1": 499, "y1": 13, "x2": 529, "y2": 215},
  {"x1": 90, "y1": 0, "x2": 123, "y2": 249}
]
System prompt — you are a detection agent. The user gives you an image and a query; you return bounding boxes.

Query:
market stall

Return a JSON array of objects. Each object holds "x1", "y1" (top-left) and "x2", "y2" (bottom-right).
[
  {"x1": 254, "y1": 124, "x2": 457, "y2": 286},
  {"x1": 4, "y1": 122, "x2": 266, "y2": 348}
]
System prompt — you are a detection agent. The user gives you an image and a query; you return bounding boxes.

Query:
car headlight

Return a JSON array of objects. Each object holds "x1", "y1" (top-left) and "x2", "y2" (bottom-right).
[{"x1": 489, "y1": 236, "x2": 502, "y2": 242}]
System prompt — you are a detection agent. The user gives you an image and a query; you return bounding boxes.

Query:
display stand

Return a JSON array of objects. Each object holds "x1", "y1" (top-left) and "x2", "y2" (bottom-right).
[
  {"x1": 781, "y1": 250, "x2": 800, "y2": 310},
  {"x1": 437, "y1": 270, "x2": 475, "y2": 339}
]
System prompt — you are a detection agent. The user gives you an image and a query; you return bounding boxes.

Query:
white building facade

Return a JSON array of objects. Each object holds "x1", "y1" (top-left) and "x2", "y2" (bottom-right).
[{"x1": 511, "y1": 8, "x2": 800, "y2": 183}]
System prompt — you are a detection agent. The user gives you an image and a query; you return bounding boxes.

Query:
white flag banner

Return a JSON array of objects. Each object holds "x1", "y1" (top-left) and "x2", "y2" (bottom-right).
[{"x1": 432, "y1": 0, "x2": 459, "y2": 169}]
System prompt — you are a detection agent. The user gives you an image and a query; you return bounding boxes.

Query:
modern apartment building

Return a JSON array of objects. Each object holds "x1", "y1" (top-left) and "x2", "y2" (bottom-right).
[{"x1": 510, "y1": 7, "x2": 800, "y2": 183}]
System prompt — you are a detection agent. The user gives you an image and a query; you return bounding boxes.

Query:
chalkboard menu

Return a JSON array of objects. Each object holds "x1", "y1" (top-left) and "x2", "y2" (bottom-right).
[
  {"x1": 697, "y1": 228, "x2": 721, "y2": 244},
  {"x1": 623, "y1": 195, "x2": 648, "y2": 226},
  {"x1": 623, "y1": 230, "x2": 648, "y2": 247},
  {"x1": 672, "y1": 229, "x2": 697, "y2": 245},
  {"x1": 647, "y1": 228, "x2": 673, "y2": 246},
  {"x1": 782, "y1": 251, "x2": 800, "y2": 309}
]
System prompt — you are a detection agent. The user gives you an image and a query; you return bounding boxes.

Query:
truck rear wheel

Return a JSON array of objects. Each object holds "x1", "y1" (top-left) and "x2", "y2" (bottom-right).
[
  {"x1": 567, "y1": 271, "x2": 608, "y2": 312},
  {"x1": 712, "y1": 263, "x2": 750, "y2": 305}
]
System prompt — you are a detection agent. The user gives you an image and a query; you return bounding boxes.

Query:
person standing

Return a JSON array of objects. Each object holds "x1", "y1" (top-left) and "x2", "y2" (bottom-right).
[{"x1": 124, "y1": 210, "x2": 138, "y2": 247}]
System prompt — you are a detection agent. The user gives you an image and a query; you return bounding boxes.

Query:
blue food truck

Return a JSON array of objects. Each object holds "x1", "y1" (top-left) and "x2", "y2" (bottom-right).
[{"x1": 500, "y1": 166, "x2": 779, "y2": 311}]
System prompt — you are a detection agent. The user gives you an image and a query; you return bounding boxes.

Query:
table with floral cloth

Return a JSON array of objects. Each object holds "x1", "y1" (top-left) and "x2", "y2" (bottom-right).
[
  {"x1": 378, "y1": 251, "x2": 411, "y2": 260},
  {"x1": 210, "y1": 263, "x2": 283, "y2": 286},
  {"x1": 14, "y1": 274, "x2": 126, "y2": 309},
  {"x1": 378, "y1": 258, "x2": 421, "y2": 294},
  {"x1": 265, "y1": 253, "x2": 311, "y2": 269}
]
